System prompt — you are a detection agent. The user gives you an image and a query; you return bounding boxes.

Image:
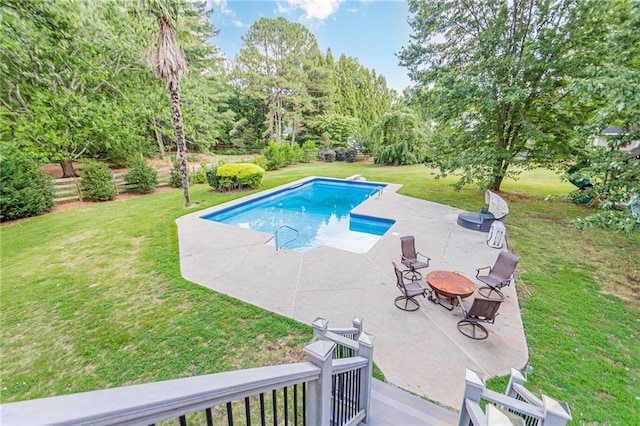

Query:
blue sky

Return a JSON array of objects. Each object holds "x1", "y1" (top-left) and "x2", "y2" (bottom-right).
[{"x1": 208, "y1": 0, "x2": 413, "y2": 93}]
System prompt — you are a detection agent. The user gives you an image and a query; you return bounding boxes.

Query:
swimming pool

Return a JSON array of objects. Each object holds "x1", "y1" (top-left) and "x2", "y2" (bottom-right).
[{"x1": 201, "y1": 178, "x2": 395, "y2": 253}]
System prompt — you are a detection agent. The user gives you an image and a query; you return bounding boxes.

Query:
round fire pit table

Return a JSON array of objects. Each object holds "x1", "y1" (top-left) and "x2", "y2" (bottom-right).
[{"x1": 426, "y1": 270, "x2": 476, "y2": 311}]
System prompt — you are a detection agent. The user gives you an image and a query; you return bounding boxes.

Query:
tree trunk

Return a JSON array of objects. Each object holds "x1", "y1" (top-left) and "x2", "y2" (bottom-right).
[
  {"x1": 290, "y1": 122, "x2": 297, "y2": 145},
  {"x1": 59, "y1": 159, "x2": 78, "y2": 178},
  {"x1": 489, "y1": 175, "x2": 504, "y2": 192},
  {"x1": 153, "y1": 117, "x2": 166, "y2": 158},
  {"x1": 168, "y1": 79, "x2": 190, "y2": 207},
  {"x1": 490, "y1": 161, "x2": 510, "y2": 192}
]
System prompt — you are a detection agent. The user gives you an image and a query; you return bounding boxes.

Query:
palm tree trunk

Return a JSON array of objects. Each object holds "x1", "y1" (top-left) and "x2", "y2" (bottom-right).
[{"x1": 168, "y1": 78, "x2": 190, "y2": 207}]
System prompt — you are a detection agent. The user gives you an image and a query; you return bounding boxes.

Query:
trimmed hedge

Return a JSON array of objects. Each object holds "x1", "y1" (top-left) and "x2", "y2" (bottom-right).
[{"x1": 211, "y1": 163, "x2": 265, "y2": 191}]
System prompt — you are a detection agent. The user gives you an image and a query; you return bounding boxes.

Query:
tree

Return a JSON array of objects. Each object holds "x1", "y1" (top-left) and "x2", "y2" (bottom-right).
[
  {"x1": 399, "y1": 0, "x2": 608, "y2": 191},
  {"x1": 1, "y1": 0, "x2": 159, "y2": 176},
  {"x1": 568, "y1": 0, "x2": 640, "y2": 233},
  {"x1": 142, "y1": 0, "x2": 191, "y2": 207},
  {"x1": 235, "y1": 17, "x2": 317, "y2": 144},
  {"x1": 372, "y1": 107, "x2": 427, "y2": 165},
  {"x1": 310, "y1": 113, "x2": 359, "y2": 147},
  {"x1": 334, "y1": 55, "x2": 396, "y2": 132}
]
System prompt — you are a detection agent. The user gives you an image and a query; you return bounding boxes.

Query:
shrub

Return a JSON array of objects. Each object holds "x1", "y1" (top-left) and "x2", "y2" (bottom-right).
[
  {"x1": 0, "y1": 144, "x2": 55, "y2": 221},
  {"x1": 289, "y1": 144, "x2": 303, "y2": 164},
  {"x1": 124, "y1": 159, "x2": 158, "y2": 193},
  {"x1": 169, "y1": 159, "x2": 182, "y2": 188},
  {"x1": 345, "y1": 147, "x2": 358, "y2": 163},
  {"x1": 80, "y1": 161, "x2": 116, "y2": 201},
  {"x1": 335, "y1": 147, "x2": 347, "y2": 161},
  {"x1": 215, "y1": 163, "x2": 265, "y2": 191},
  {"x1": 189, "y1": 162, "x2": 208, "y2": 185},
  {"x1": 262, "y1": 142, "x2": 286, "y2": 170},
  {"x1": 206, "y1": 166, "x2": 219, "y2": 189},
  {"x1": 301, "y1": 141, "x2": 317, "y2": 162},
  {"x1": 253, "y1": 155, "x2": 268, "y2": 169},
  {"x1": 324, "y1": 150, "x2": 336, "y2": 162}
]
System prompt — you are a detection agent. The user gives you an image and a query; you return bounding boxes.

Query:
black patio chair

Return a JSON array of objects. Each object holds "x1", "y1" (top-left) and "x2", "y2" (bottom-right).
[
  {"x1": 456, "y1": 295, "x2": 503, "y2": 340},
  {"x1": 400, "y1": 236, "x2": 430, "y2": 281},
  {"x1": 392, "y1": 261, "x2": 429, "y2": 311},
  {"x1": 475, "y1": 251, "x2": 520, "y2": 300}
]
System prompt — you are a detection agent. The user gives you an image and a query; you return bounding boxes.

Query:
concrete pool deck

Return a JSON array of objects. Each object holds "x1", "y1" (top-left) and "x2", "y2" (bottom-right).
[{"x1": 176, "y1": 177, "x2": 529, "y2": 410}]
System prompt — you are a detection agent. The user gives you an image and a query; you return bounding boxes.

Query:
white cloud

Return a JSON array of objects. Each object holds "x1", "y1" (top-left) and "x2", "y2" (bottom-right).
[
  {"x1": 281, "y1": 0, "x2": 345, "y2": 20},
  {"x1": 210, "y1": 0, "x2": 232, "y2": 16}
]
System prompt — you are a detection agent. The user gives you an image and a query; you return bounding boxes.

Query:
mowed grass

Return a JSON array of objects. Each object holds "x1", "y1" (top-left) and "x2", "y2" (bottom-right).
[{"x1": 1, "y1": 162, "x2": 638, "y2": 424}]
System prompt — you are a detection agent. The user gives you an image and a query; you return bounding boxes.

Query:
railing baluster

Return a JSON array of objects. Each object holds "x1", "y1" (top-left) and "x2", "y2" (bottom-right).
[
  {"x1": 272, "y1": 389, "x2": 277, "y2": 426},
  {"x1": 284, "y1": 386, "x2": 289, "y2": 425},
  {"x1": 302, "y1": 382, "x2": 307, "y2": 426},
  {"x1": 348, "y1": 370, "x2": 353, "y2": 418},
  {"x1": 357, "y1": 368, "x2": 361, "y2": 412},
  {"x1": 340, "y1": 373, "x2": 347, "y2": 425},
  {"x1": 293, "y1": 384, "x2": 299, "y2": 426},
  {"x1": 331, "y1": 375, "x2": 338, "y2": 425},
  {"x1": 260, "y1": 392, "x2": 266, "y2": 426},
  {"x1": 244, "y1": 397, "x2": 252, "y2": 426},
  {"x1": 226, "y1": 401, "x2": 233, "y2": 426}
]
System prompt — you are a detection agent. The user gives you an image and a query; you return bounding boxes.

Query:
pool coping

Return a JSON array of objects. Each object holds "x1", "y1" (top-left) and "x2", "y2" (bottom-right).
[{"x1": 176, "y1": 176, "x2": 529, "y2": 410}]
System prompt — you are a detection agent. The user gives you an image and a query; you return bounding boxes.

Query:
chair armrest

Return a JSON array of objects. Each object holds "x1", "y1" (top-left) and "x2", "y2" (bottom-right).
[
  {"x1": 475, "y1": 266, "x2": 491, "y2": 277},
  {"x1": 417, "y1": 252, "x2": 431, "y2": 266}
]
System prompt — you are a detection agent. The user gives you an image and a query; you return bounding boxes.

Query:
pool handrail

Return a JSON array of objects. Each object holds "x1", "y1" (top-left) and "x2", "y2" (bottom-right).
[{"x1": 274, "y1": 225, "x2": 299, "y2": 252}]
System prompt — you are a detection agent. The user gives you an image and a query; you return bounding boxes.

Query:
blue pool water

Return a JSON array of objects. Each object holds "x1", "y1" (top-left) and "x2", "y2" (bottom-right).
[{"x1": 201, "y1": 178, "x2": 395, "y2": 253}]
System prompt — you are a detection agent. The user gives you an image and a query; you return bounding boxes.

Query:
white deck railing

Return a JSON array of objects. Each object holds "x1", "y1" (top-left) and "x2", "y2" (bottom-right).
[
  {"x1": 1, "y1": 317, "x2": 374, "y2": 426},
  {"x1": 458, "y1": 368, "x2": 572, "y2": 426}
]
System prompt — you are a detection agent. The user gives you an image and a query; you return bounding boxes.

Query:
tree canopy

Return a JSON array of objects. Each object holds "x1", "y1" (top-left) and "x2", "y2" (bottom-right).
[
  {"x1": 399, "y1": 0, "x2": 612, "y2": 191},
  {"x1": 1, "y1": 0, "x2": 232, "y2": 179}
]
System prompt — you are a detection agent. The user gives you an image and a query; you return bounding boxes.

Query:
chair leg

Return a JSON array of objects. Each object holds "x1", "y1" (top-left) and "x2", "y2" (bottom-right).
[
  {"x1": 403, "y1": 269, "x2": 422, "y2": 281},
  {"x1": 394, "y1": 295, "x2": 420, "y2": 311},
  {"x1": 477, "y1": 286, "x2": 504, "y2": 300},
  {"x1": 457, "y1": 320, "x2": 489, "y2": 340}
]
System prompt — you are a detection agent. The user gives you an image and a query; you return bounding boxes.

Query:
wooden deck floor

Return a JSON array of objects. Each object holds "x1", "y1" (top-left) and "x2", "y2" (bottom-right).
[{"x1": 368, "y1": 379, "x2": 459, "y2": 425}]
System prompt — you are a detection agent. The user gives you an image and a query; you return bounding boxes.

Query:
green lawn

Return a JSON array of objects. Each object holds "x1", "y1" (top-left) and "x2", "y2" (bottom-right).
[{"x1": 1, "y1": 162, "x2": 638, "y2": 424}]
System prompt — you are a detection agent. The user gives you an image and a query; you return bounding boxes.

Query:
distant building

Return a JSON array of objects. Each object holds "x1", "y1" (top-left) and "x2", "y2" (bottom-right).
[{"x1": 593, "y1": 127, "x2": 640, "y2": 152}]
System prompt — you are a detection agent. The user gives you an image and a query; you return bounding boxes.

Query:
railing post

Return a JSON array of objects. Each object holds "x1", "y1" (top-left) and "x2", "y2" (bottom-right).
[
  {"x1": 505, "y1": 367, "x2": 526, "y2": 398},
  {"x1": 352, "y1": 317, "x2": 363, "y2": 336},
  {"x1": 304, "y1": 340, "x2": 335, "y2": 426},
  {"x1": 357, "y1": 331, "x2": 374, "y2": 424},
  {"x1": 457, "y1": 369, "x2": 486, "y2": 426},
  {"x1": 542, "y1": 395, "x2": 572, "y2": 426},
  {"x1": 312, "y1": 317, "x2": 329, "y2": 340}
]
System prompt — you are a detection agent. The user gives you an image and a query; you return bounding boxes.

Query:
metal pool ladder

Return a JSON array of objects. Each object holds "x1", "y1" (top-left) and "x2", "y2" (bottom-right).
[
  {"x1": 369, "y1": 187, "x2": 382, "y2": 199},
  {"x1": 271, "y1": 225, "x2": 299, "y2": 252}
]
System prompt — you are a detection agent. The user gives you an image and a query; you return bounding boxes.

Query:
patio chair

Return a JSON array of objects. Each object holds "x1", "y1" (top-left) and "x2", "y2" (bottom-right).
[
  {"x1": 400, "y1": 236, "x2": 430, "y2": 280},
  {"x1": 392, "y1": 261, "x2": 429, "y2": 311},
  {"x1": 475, "y1": 251, "x2": 520, "y2": 300},
  {"x1": 456, "y1": 295, "x2": 502, "y2": 340}
]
